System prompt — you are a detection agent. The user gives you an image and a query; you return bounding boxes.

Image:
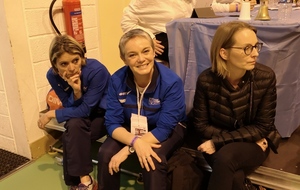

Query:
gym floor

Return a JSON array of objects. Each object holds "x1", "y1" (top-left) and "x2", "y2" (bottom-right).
[
  {"x1": 0, "y1": 138, "x2": 144, "y2": 190},
  {"x1": 0, "y1": 152, "x2": 144, "y2": 190}
]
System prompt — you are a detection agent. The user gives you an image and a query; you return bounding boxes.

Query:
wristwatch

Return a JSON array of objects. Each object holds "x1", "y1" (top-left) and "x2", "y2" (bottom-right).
[{"x1": 128, "y1": 146, "x2": 135, "y2": 154}]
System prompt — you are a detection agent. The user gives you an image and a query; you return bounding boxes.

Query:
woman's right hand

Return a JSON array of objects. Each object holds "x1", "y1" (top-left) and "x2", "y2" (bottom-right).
[
  {"x1": 197, "y1": 140, "x2": 216, "y2": 155},
  {"x1": 61, "y1": 71, "x2": 82, "y2": 100},
  {"x1": 133, "y1": 138, "x2": 162, "y2": 171},
  {"x1": 108, "y1": 146, "x2": 130, "y2": 175},
  {"x1": 37, "y1": 110, "x2": 53, "y2": 130}
]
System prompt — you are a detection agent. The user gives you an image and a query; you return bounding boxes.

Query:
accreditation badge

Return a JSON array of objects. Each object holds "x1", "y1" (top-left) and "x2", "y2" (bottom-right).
[{"x1": 130, "y1": 113, "x2": 148, "y2": 136}]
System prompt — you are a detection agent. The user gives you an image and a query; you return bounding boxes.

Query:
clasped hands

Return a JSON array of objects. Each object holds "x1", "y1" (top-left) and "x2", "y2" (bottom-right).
[
  {"x1": 197, "y1": 138, "x2": 268, "y2": 155},
  {"x1": 108, "y1": 138, "x2": 161, "y2": 175}
]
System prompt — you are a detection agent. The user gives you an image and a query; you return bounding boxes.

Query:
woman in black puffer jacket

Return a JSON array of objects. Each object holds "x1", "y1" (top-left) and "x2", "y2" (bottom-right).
[{"x1": 192, "y1": 21, "x2": 281, "y2": 190}]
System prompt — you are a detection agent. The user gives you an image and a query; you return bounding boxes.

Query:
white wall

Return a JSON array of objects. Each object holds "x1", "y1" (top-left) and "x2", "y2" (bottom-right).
[{"x1": 0, "y1": 0, "x2": 31, "y2": 157}]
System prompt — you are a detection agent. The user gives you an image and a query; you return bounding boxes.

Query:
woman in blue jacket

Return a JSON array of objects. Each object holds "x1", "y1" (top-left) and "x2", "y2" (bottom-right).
[
  {"x1": 37, "y1": 35, "x2": 110, "y2": 190},
  {"x1": 97, "y1": 29, "x2": 186, "y2": 190}
]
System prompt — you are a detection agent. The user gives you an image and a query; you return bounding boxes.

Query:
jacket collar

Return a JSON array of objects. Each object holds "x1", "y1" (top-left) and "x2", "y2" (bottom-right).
[
  {"x1": 125, "y1": 62, "x2": 159, "y2": 93},
  {"x1": 222, "y1": 70, "x2": 252, "y2": 91}
]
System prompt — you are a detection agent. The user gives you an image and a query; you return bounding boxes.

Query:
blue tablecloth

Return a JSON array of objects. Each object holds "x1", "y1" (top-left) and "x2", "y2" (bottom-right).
[{"x1": 166, "y1": 8, "x2": 300, "y2": 137}]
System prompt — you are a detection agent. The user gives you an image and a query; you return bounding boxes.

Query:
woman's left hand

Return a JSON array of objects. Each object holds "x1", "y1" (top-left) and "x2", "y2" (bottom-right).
[
  {"x1": 197, "y1": 140, "x2": 216, "y2": 154},
  {"x1": 108, "y1": 147, "x2": 130, "y2": 175},
  {"x1": 256, "y1": 138, "x2": 268, "y2": 152},
  {"x1": 133, "y1": 138, "x2": 162, "y2": 172}
]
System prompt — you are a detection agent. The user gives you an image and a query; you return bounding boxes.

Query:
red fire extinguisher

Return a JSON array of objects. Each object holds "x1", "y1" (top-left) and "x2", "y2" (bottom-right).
[{"x1": 49, "y1": 0, "x2": 86, "y2": 52}]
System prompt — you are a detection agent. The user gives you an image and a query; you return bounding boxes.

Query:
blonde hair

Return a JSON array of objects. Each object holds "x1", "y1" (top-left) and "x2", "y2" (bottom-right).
[
  {"x1": 210, "y1": 21, "x2": 257, "y2": 78},
  {"x1": 49, "y1": 35, "x2": 86, "y2": 73}
]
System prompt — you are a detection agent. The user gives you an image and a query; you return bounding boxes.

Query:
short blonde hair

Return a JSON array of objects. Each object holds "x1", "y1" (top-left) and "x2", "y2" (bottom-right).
[
  {"x1": 49, "y1": 35, "x2": 86, "y2": 73},
  {"x1": 210, "y1": 21, "x2": 257, "y2": 78},
  {"x1": 119, "y1": 29, "x2": 154, "y2": 60}
]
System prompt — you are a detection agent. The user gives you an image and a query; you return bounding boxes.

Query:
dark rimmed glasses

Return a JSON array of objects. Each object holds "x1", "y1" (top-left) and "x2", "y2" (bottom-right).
[{"x1": 228, "y1": 42, "x2": 263, "y2": 55}]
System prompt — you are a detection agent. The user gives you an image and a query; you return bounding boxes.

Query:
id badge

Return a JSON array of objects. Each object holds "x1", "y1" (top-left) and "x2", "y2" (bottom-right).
[{"x1": 130, "y1": 113, "x2": 148, "y2": 136}]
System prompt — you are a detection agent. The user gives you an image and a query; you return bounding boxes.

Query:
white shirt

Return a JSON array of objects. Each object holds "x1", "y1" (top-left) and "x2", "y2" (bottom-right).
[
  {"x1": 121, "y1": 0, "x2": 196, "y2": 39},
  {"x1": 212, "y1": 0, "x2": 241, "y2": 12}
]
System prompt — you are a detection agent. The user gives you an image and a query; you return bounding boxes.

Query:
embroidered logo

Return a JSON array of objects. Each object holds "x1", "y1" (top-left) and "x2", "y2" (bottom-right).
[
  {"x1": 119, "y1": 90, "x2": 131, "y2": 96},
  {"x1": 118, "y1": 91, "x2": 131, "y2": 103},
  {"x1": 149, "y1": 98, "x2": 160, "y2": 105}
]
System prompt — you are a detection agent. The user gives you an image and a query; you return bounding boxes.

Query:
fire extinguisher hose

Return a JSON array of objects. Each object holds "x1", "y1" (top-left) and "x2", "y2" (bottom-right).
[{"x1": 49, "y1": 0, "x2": 61, "y2": 35}]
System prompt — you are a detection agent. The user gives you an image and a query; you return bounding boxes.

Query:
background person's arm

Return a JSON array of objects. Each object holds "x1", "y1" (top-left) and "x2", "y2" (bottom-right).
[{"x1": 120, "y1": 2, "x2": 155, "y2": 39}]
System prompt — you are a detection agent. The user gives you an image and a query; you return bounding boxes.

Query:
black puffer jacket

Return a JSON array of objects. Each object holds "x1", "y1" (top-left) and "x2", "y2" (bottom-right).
[{"x1": 192, "y1": 63, "x2": 281, "y2": 153}]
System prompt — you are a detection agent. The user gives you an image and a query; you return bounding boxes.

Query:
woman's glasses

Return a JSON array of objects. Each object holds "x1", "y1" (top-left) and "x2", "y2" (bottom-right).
[{"x1": 229, "y1": 42, "x2": 263, "y2": 55}]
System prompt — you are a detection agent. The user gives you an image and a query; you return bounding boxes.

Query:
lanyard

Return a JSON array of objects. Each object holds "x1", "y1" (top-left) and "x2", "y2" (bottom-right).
[{"x1": 135, "y1": 81, "x2": 151, "y2": 116}]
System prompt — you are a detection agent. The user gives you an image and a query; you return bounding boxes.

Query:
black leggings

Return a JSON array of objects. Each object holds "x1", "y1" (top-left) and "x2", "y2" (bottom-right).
[{"x1": 204, "y1": 142, "x2": 269, "y2": 190}]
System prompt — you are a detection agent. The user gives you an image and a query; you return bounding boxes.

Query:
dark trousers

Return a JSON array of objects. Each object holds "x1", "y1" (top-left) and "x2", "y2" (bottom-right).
[
  {"x1": 204, "y1": 142, "x2": 269, "y2": 190},
  {"x1": 62, "y1": 109, "x2": 106, "y2": 186},
  {"x1": 97, "y1": 123, "x2": 186, "y2": 190}
]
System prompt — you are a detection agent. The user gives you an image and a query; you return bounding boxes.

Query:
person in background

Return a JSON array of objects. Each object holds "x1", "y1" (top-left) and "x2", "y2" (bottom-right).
[
  {"x1": 189, "y1": 21, "x2": 281, "y2": 190},
  {"x1": 97, "y1": 28, "x2": 186, "y2": 190},
  {"x1": 121, "y1": 0, "x2": 196, "y2": 67},
  {"x1": 37, "y1": 35, "x2": 110, "y2": 190},
  {"x1": 212, "y1": 0, "x2": 257, "y2": 12}
]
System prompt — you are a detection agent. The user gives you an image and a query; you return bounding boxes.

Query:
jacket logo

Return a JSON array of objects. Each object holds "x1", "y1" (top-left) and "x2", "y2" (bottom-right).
[
  {"x1": 118, "y1": 91, "x2": 131, "y2": 103},
  {"x1": 119, "y1": 90, "x2": 131, "y2": 96},
  {"x1": 149, "y1": 98, "x2": 160, "y2": 105}
]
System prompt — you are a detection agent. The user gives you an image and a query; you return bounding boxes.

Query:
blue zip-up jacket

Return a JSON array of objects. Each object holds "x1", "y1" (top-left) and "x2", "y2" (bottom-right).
[
  {"x1": 47, "y1": 58, "x2": 110, "y2": 123},
  {"x1": 105, "y1": 62, "x2": 186, "y2": 142}
]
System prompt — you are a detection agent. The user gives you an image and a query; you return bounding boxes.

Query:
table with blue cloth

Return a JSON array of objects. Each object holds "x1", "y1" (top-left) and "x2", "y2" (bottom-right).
[{"x1": 166, "y1": 7, "x2": 300, "y2": 138}]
